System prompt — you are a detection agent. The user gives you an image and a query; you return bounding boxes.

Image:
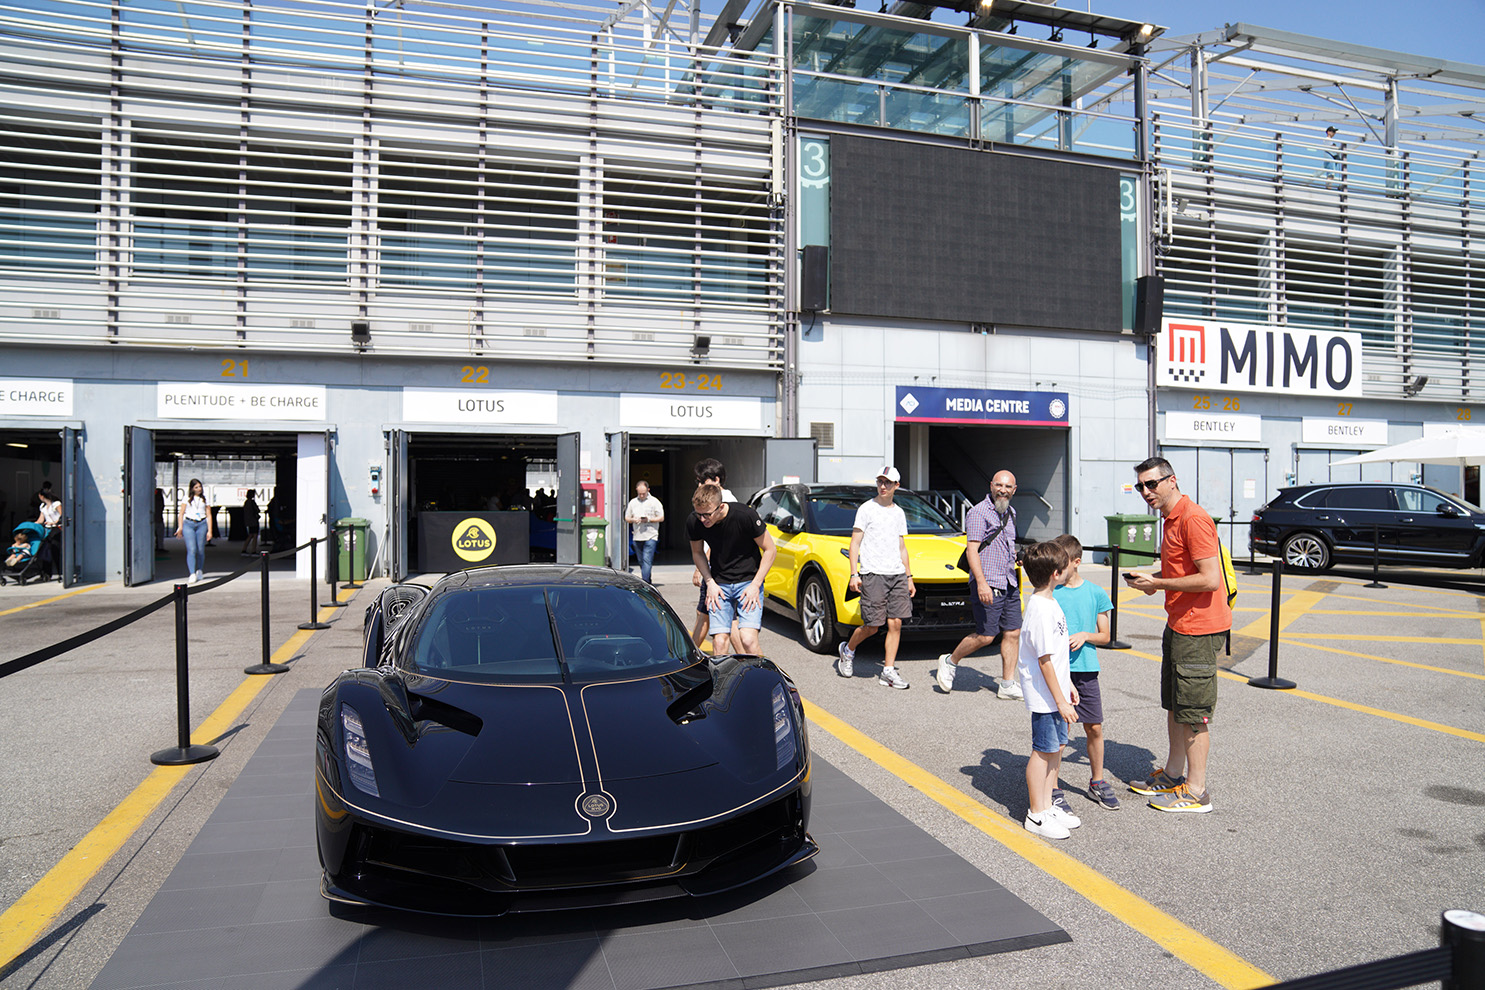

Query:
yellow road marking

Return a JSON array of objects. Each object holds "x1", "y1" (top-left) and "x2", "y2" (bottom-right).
[
  {"x1": 1274, "y1": 638, "x2": 1485, "y2": 682},
  {"x1": 1123, "y1": 647, "x2": 1485, "y2": 744},
  {"x1": 0, "y1": 583, "x2": 104, "y2": 617},
  {"x1": 1283, "y1": 633, "x2": 1485, "y2": 645},
  {"x1": 0, "y1": 594, "x2": 355, "y2": 974},
  {"x1": 802, "y1": 700, "x2": 1273, "y2": 990},
  {"x1": 1237, "y1": 589, "x2": 1324, "y2": 639}
]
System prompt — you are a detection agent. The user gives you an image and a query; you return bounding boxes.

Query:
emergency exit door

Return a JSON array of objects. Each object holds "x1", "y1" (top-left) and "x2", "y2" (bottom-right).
[{"x1": 555, "y1": 431, "x2": 580, "y2": 564}]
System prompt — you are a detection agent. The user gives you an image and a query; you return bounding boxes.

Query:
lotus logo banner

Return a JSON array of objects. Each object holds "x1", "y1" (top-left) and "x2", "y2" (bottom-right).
[{"x1": 452, "y1": 518, "x2": 497, "y2": 563}]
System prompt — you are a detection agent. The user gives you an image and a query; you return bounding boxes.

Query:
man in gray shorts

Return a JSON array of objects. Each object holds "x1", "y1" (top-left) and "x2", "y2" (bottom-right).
[{"x1": 837, "y1": 466, "x2": 916, "y2": 689}]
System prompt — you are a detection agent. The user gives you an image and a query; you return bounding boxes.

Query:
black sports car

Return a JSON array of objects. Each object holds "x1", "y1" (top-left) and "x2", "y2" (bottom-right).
[{"x1": 316, "y1": 564, "x2": 816, "y2": 916}]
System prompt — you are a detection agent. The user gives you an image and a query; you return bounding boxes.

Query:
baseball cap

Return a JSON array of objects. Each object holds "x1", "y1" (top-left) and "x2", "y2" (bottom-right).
[{"x1": 877, "y1": 466, "x2": 901, "y2": 483}]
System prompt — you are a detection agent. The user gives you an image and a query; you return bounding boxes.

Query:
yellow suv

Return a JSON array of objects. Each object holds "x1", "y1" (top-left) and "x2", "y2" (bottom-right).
[{"x1": 748, "y1": 484, "x2": 974, "y2": 653}]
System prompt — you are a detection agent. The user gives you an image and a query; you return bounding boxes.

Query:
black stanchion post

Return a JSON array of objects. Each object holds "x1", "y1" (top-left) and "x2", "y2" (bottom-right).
[
  {"x1": 1442, "y1": 908, "x2": 1485, "y2": 990},
  {"x1": 1249, "y1": 557, "x2": 1296, "y2": 690},
  {"x1": 325, "y1": 526, "x2": 347, "y2": 609},
  {"x1": 151, "y1": 584, "x2": 220, "y2": 766},
  {"x1": 298, "y1": 536, "x2": 331, "y2": 630},
  {"x1": 344, "y1": 523, "x2": 362, "y2": 590},
  {"x1": 1365, "y1": 522, "x2": 1388, "y2": 589},
  {"x1": 1107, "y1": 543, "x2": 1131, "y2": 650},
  {"x1": 246, "y1": 550, "x2": 289, "y2": 675},
  {"x1": 1242, "y1": 516, "x2": 1261, "y2": 575}
]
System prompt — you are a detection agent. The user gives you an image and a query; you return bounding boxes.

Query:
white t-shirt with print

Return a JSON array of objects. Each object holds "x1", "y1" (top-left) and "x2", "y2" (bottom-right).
[
  {"x1": 1017, "y1": 594, "x2": 1072, "y2": 715},
  {"x1": 851, "y1": 498, "x2": 908, "y2": 575}
]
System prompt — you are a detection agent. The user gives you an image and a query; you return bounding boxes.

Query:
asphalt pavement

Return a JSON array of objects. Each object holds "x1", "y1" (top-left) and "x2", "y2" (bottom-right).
[{"x1": 1, "y1": 555, "x2": 1482, "y2": 989}]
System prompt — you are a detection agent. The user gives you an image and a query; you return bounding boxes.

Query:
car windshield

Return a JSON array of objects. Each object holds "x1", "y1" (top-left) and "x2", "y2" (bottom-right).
[
  {"x1": 808, "y1": 491, "x2": 961, "y2": 536},
  {"x1": 410, "y1": 583, "x2": 694, "y2": 684}
]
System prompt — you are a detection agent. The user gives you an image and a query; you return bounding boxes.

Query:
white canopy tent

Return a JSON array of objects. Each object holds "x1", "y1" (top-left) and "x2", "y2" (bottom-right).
[{"x1": 1331, "y1": 431, "x2": 1485, "y2": 469}]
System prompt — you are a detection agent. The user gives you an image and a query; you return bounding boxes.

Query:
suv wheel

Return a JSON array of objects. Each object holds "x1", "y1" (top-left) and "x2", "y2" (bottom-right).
[
  {"x1": 1282, "y1": 532, "x2": 1331, "y2": 571},
  {"x1": 798, "y1": 573, "x2": 839, "y2": 653}
]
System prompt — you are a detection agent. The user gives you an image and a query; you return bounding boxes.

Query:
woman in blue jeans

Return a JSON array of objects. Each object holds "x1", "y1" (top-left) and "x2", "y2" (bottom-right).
[{"x1": 174, "y1": 478, "x2": 214, "y2": 584}]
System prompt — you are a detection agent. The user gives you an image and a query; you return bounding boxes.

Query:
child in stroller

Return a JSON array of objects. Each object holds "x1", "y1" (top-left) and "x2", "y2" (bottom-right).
[{"x1": 1, "y1": 521, "x2": 50, "y2": 585}]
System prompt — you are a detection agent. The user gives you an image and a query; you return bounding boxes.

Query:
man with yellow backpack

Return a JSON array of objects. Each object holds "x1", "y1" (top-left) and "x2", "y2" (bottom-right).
[{"x1": 1122, "y1": 456, "x2": 1233, "y2": 815}]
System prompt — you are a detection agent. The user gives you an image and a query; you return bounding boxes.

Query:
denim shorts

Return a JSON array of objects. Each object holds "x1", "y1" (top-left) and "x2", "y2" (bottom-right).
[
  {"x1": 708, "y1": 580, "x2": 763, "y2": 635},
  {"x1": 1030, "y1": 710, "x2": 1070, "y2": 754}
]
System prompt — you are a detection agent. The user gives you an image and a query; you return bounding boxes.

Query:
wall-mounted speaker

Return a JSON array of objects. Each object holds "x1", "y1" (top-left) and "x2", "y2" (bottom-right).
[
  {"x1": 1134, "y1": 274, "x2": 1165, "y2": 336},
  {"x1": 801, "y1": 245, "x2": 828, "y2": 312}
]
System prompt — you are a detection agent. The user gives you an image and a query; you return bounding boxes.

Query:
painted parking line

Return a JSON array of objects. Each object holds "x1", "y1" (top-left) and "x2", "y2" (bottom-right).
[
  {"x1": 1281, "y1": 638, "x2": 1485, "y2": 681},
  {"x1": 0, "y1": 583, "x2": 104, "y2": 617},
  {"x1": 1118, "y1": 647, "x2": 1485, "y2": 744},
  {"x1": 0, "y1": 588, "x2": 359, "y2": 976},
  {"x1": 802, "y1": 700, "x2": 1274, "y2": 990}
]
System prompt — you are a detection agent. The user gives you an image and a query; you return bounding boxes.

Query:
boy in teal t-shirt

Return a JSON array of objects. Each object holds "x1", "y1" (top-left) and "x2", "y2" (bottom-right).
[{"x1": 1051, "y1": 534, "x2": 1118, "y2": 810}]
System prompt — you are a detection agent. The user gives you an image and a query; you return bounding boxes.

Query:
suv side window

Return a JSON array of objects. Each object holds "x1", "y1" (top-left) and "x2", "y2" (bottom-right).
[
  {"x1": 1324, "y1": 486, "x2": 1394, "y2": 510},
  {"x1": 1397, "y1": 488, "x2": 1452, "y2": 514}
]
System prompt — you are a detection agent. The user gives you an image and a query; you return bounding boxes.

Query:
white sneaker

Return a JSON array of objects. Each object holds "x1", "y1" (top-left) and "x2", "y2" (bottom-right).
[
  {"x1": 186, "y1": 573, "x2": 199, "y2": 585},
  {"x1": 996, "y1": 678, "x2": 1023, "y2": 701},
  {"x1": 935, "y1": 654, "x2": 956, "y2": 693},
  {"x1": 1024, "y1": 811, "x2": 1070, "y2": 840},
  {"x1": 1047, "y1": 804, "x2": 1082, "y2": 830},
  {"x1": 877, "y1": 666, "x2": 909, "y2": 690},
  {"x1": 836, "y1": 642, "x2": 854, "y2": 678}
]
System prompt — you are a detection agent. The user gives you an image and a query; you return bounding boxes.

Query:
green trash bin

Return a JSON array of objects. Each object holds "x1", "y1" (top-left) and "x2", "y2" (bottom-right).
[
  {"x1": 336, "y1": 517, "x2": 370, "y2": 581},
  {"x1": 1105, "y1": 513, "x2": 1158, "y2": 566},
  {"x1": 580, "y1": 517, "x2": 607, "y2": 566}
]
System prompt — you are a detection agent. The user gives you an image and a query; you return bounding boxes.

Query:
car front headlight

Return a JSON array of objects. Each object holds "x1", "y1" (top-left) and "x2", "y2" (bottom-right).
[
  {"x1": 341, "y1": 703, "x2": 379, "y2": 797},
  {"x1": 772, "y1": 684, "x2": 797, "y2": 771}
]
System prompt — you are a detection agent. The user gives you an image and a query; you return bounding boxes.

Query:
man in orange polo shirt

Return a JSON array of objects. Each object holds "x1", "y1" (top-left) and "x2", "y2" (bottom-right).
[{"x1": 1122, "y1": 456, "x2": 1231, "y2": 814}]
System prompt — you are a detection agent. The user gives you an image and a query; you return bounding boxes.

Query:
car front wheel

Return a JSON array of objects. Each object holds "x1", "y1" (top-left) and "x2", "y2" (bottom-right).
[
  {"x1": 798, "y1": 573, "x2": 840, "y2": 653},
  {"x1": 1282, "y1": 532, "x2": 1331, "y2": 571}
]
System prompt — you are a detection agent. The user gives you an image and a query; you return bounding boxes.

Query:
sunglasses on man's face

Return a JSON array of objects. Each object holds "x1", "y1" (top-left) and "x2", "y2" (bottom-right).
[{"x1": 1135, "y1": 475, "x2": 1173, "y2": 493}]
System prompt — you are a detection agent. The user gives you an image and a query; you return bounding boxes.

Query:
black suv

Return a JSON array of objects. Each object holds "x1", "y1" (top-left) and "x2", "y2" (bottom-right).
[{"x1": 1250, "y1": 483, "x2": 1485, "y2": 571}]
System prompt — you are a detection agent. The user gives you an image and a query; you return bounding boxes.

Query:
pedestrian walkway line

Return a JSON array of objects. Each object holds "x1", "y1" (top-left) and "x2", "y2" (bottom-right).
[
  {"x1": 1122, "y1": 647, "x2": 1485, "y2": 744},
  {"x1": 801, "y1": 700, "x2": 1273, "y2": 990},
  {"x1": 0, "y1": 582, "x2": 104, "y2": 617},
  {"x1": 0, "y1": 589, "x2": 358, "y2": 977},
  {"x1": 1274, "y1": 638, "x2": 1485, "y2": 681},
  {"x1": 1236, "y1": 589, "x2": 1325, "y2": 639}
]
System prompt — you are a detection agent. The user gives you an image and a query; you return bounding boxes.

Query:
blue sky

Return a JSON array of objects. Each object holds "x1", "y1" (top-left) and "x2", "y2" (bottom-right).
[{"x1": 1084, "y1": 0, "x2": 1485, "y2": 66}]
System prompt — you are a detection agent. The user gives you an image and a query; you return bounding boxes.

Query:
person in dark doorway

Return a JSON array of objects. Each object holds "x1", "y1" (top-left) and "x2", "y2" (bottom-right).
[
  {"x1": 1123, "y1": 456, "x2": 1230, "y2": 814},
  {"x1": 690, "y1": 458, "x2": 737, "y2": 649},
  {"x1": 836, "y1": 466, "x2": 915, "y2": 690},
  {"x1": 36, "y1": 486, "x2": 63, "y2": 532},
  {"x1": 624, "y1": 479, "x2": 665, "y2": 584},
  {"x1": 687, "y1": 482, "x2": 775, "y2": 656},
  {"x1": 175, "y1": 477, "x2": 213, "y2": 584},
  {"x1": 936, "y1": 470, "x2": 1023, "y2": 699},
  {"x1": 240, "y1": 489, "x2": 261, "y2": 557},
  {"x1": 266, "y1": 492, "x2": 285, "y2": 549},
  {"x1": 30, "y1": 481, "x2": 53, "y2": 517},
  {"x1": 154, "y1": 487, "x2": 166, "y2": 553}
]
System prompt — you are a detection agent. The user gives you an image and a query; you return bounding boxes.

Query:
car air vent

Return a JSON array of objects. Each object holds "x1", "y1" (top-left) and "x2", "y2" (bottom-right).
[
  {"x1": 382, "y1": 585, "x2": 429, "y2": 630},
  {"x1": 407, "y1": 692, "x2": 483, "y2": 737}
]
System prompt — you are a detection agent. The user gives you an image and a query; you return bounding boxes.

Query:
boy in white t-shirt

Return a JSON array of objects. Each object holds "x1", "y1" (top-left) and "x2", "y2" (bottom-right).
[
  {"x1": 837, "y1": 466, "x2": 915, "y2": 690},
  {"x1": 1017, "y1": 540, "x2": 1081, "y2": 840}
]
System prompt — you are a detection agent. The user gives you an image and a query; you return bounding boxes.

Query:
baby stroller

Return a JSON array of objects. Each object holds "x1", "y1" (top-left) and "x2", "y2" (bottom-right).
[{"x1": 2, "y1": 521, "x2": 54, "y2": 585}]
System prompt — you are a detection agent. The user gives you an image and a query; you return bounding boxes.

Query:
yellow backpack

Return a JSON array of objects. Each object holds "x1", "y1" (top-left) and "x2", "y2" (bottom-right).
[{"x1": 1218, "y1": 541, "x2": 1237, "y2": 608}]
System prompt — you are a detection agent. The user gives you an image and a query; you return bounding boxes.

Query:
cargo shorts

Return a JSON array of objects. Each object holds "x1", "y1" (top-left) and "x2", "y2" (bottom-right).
[{"x1": 1160, "y1": 626, "x2": 1225, "y2": 729}]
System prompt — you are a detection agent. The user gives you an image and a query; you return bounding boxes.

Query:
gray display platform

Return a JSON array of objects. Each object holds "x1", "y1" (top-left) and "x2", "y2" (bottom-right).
[{"x1": 91, "y1": 690, "x2": 1067, "y2": 990}]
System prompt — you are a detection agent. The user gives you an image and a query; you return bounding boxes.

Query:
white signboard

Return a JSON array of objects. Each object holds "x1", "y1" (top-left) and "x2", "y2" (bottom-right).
[
  {"x1": 1158, "y1": 318, "x2": 1364, "y2": 397},
  {"x1": 1302, "y1": 417, "x2": 1389, "y2": 445},
  {"x1": 1164, "y1": 410, "x2": 1263, "y2": 443},
  {"x1": 0, "y1": 379, "x2": 73, "y2": 417},
  {"x1": 401, "y1": 388, "x2": 559, "y2": 425},
  {"x1": 620, "y1": 394, "x2": 762, "y2": 432},
  {"x1": 158, "y1": 382, "x2": 326, "y2": 421},
  {"x1": 1424, "y1": 423, "x2": 1485, "y2": 438}
]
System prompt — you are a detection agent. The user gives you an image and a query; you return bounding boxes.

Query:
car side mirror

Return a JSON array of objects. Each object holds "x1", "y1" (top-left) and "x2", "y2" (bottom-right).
[
  {"x1": 1438, "y1": 503, "x2": 1463, "y2": 518},
  {"x1": 776, "y1": 516, "x2": 798, "y2": 534}
]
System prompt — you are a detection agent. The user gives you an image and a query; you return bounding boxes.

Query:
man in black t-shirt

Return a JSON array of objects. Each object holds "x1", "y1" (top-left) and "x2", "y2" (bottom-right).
[{"x1": 686, "y1": 483, "x2": 776, "y2": 655}]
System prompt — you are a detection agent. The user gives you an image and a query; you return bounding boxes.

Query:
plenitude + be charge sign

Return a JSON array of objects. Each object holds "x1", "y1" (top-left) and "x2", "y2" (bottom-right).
[{"x1": 157, "y1": 382, "x2": 326, "y2": 421}]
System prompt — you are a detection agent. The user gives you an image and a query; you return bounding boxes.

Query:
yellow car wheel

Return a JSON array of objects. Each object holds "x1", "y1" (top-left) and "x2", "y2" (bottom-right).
[{"x1": 798, "y1": 573, "x2": 839, "y2": 654}]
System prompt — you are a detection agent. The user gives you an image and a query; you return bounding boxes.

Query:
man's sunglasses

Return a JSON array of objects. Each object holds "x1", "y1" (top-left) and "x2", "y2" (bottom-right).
[{"x1": 1135, "y1": 475, "x2": 1173, "y2": 493}]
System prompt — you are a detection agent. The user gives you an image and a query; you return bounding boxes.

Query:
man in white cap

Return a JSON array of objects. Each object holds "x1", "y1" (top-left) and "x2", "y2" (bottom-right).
[{"x1": 837, "y1": 466, "x2": 916, "y2": 689}]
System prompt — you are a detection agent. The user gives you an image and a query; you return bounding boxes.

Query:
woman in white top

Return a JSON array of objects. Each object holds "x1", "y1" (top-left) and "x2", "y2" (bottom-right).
[
  {"x1": 36, "y1": 490, "x2": 63, "y2": 530},
  {"x1": 174, "y1": 478, "x2": 214, "y2": 584}
]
